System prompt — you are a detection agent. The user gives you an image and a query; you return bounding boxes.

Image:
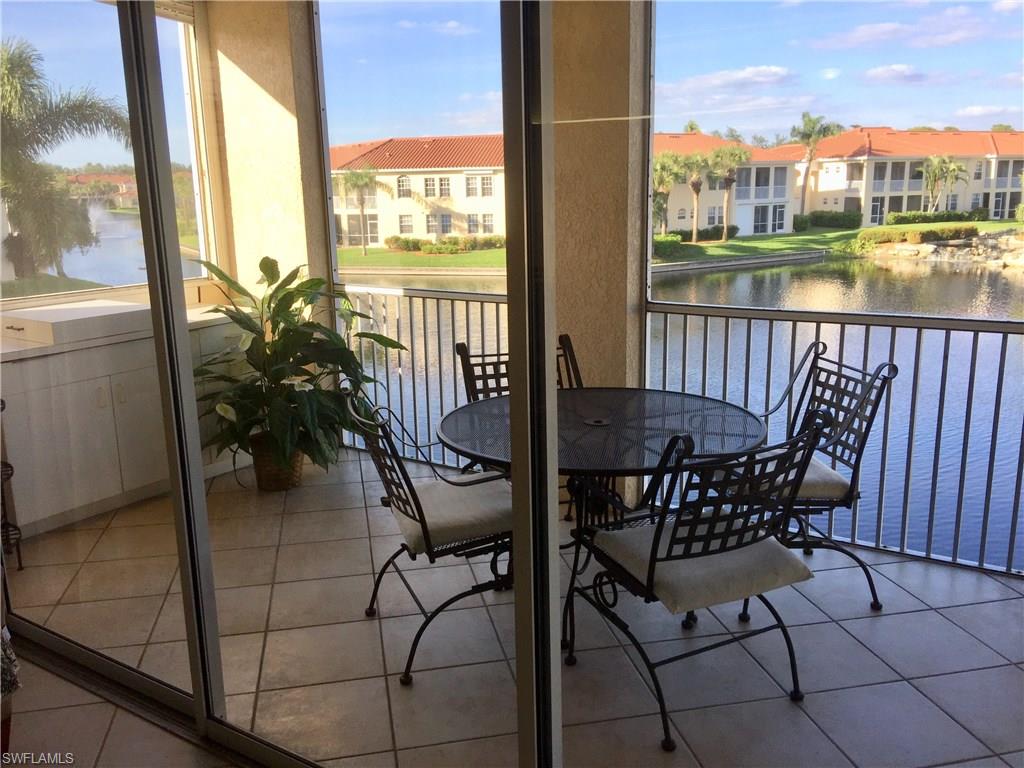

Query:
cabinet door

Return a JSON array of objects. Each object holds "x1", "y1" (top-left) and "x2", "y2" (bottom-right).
[
  {"x1": 3, "y1": 378, "x2": 122, "y2": 527},
  {"x1": 111, "y1": 367, "x2": 170, "y2": 492}
]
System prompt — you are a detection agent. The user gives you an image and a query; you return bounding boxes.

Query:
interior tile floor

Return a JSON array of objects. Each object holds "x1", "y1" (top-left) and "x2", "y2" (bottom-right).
[{"x1": 6, "y1": 451, "x2": 1024, "y2": 768}]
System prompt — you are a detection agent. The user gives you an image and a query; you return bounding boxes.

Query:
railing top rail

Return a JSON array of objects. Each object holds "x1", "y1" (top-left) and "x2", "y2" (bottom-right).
[
  {"x1": 646, "y1": 300, "x2": 1024, "y2": 334},
  {"x1": 340, "y1": 283, "x2": 508, "y2": 304}
]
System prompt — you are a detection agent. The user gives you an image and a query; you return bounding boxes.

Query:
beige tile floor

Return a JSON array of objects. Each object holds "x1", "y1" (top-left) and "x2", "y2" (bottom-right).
[{"x1": 6, "y1": 451, "x2": 1024, "y2": 768}]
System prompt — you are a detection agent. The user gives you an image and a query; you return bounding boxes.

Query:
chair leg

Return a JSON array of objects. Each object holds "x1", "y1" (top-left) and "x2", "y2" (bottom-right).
[
  {"x1": 400, "y1": 583, "x2": 491, "y2": 685},
  {"x1": 738, "y1": 597, "x2": 751, "y2": 623},
  {"x1": 564, "y1": 586, "x2": 578, "y2": 666},
  {"x1": 799, "y1": 535, "x2": 884, "y2": 611},
  {"x1": 365, "y1": 546, "x2": 406, "y2": 617},
  {"x1": 755, "y1": 594, "x2": 803, "y2": 701},
  {"x1": 561, "y1": 538, "x2": 584, "y2": 650},
  {"x1": 681, "y1": 610, "x2": 698, "y2": 630}
]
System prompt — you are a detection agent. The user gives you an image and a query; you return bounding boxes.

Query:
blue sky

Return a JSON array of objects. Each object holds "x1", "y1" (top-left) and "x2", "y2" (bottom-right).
[{"x1": 2, "y1": 0, "x2": 1021, "y2": 168}]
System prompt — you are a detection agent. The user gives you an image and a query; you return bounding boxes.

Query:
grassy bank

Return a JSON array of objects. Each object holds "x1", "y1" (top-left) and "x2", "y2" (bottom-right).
[
  {"x1": 337, "y1": 246, "x2": 506, "y2": 269},
  {"x1": 654, "y1": 220, "x2": 1024, "y2": 264},
  {"x1": 1, "y1": 273, "x2": 107, "y2": 298}
]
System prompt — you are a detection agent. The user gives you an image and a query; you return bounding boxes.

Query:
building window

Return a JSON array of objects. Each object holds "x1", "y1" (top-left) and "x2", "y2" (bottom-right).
[
  {"x1": 771, "y1": 204, "x2": 785, "y2": 233},
  {"x1": 467, "y1": 214, "x2": 479, "y2": 234},
  {"x1": 397, "y1": 175, "x2": 411, "y2": 198},
  {"x1": 907, "y1": 195, "x2": 922, "y2": 212},
  {"x1": 346, "y1": 214, "x2": 378, "y2": 245},
  {"x1": 822, "y1": 197, "x2": 828, "y2": 206},
  {"x1": 677, "y1": 208, "x2": 686, "y2": 221},
  {"x1": 426, "y1": 214, "x2": 438, "y2": 233},
  {"x1": 440, "y1": 214, "x2": 452, "y2": 234},
  {"x1": 424, "y1": 177, "x2": 436, "y2": 197},
  {"x1": 833, "y1": 198, "x2": 839, "y2": 205},
  {"x1": 483, "y1": 213, "x2": 494, "y2": 233},
  {"x1": 481, "y1": 175, "x2": 493, "y2": 196},
  {"x1": 970, "y1": 193, "x2": 982, "y2": 210},
  {"x1": 466, "y1": 176, "x2": 477, "y2": 197},
  {"x1": 870, "y1": 196, "x2": 885, "y2": 225},
  {"x1": 974, "y1": 161, "x2": 983, "y2": 180},
  {"x1": 993, "y1": 192, "x2": 1006, "y2": 219},
  {"x1": 888, "y1": 196, "x2": 903, "y2": 214},
  {"x1": 753, "y1": 205, "x2": 769, "y2": 234},
  {"x1": 922, "y1": 196, "x2": 931, "y2": 212},
  {"x1": 707, "y1": 207, "x2": 716, "y2": 226},
  {"x1": 439, "y1": 177, "x2": 450, "y2": 197},
  {"x1": 946, "y1": 194, "x2": 958, "y2": 212},
  {"x1": 399, "y1": 214, "x2": 412, "y2": 234}
]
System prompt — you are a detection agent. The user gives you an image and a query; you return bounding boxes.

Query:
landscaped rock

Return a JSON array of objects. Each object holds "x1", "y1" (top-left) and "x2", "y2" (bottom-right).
[{"x1": 871, "y1": 229, "x2": 1023, "y2": 267}]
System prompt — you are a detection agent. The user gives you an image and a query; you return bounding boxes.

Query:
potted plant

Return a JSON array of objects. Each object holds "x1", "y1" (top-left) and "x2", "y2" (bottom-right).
[{"x1": 194, "y1": 257, "x2": 400, "y2": 491}]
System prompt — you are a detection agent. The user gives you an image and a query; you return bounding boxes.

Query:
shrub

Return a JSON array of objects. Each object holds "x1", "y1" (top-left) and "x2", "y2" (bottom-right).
[
  {"x1": 885, "y1": 209, "x2": 988, "y2": 225},
  {"x1": 808, "y1": 210, "x2": 861, "y2": 229},
  {"x1": 667, "y1": 224, "x2": 739, "y2": 241},
  {"x1": 420, "y1": 243, "x2": 464, "y2": 254},
  {"x1": 855, "y1": 224, "x2": 979, "y2": 252},
  {"x1": 792, "y1": 214, "x2": 810, "y2": 232},
  {"x1": 652, "y1": 233, "x2": 686, "y2": 260},
  {"x1": 395, "y1": 237, "x2": 425, "y2": 252},
  {"x1": 1016, "y1": 203, "x2": 1024, "y2": 223},
  {"x1": 384, "y1": 235, "x2": 402, "y2": 249}
]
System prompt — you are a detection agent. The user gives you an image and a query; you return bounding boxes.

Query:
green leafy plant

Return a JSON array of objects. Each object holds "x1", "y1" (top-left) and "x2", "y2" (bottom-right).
[
  {"x1": 193, "y1": 256, "x2": 402, "y2": 471},
  {"x1": 808, "y1": 210, "x2": 861, "y2": 229}
]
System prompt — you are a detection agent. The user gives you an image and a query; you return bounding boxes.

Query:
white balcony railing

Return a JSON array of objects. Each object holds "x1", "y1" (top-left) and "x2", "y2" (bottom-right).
[
  {"x1": 846, "y1": 180, "x2": 864, "y2": 192},
  {"x1": 909, "y1": 179, "x2": 923, "y2": 192},
  {"x1": 1013, "y1": 177, "x2": 1022, "y2": 189},
  {"x1": 997, "y1": 177, "x2": 1010, "y2": 189},
  {"x1": 735, "y1": 186, "x2": 751, "y2": 200},
  {"x1": 890, "y1": 180, "x2": 905, "y2": 192},
  {"x1": 754, "y1": 186, "x2": 769, "y2": 200},
  {"x1": 772, "y1": 186, "x2": 787, "y2": 199},
  {"x1": 872, "y1": 180, "x2": 886, "y2": 193}
]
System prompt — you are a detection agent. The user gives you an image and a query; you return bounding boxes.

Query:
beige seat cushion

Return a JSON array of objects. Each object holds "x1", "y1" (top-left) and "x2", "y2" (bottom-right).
[
  {"x1": 395, "y1": 478, "x2": 513, "y2": 555},
  {"x1": 798, "y1": 457, "x2": 851, "y2": 501},
  {"x1": 592, "y1": 524, "x2": 812, "y2": 615}
]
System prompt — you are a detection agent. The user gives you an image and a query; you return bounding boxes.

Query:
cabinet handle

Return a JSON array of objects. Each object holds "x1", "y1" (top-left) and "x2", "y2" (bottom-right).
[
  {"x1": 97, "y1": 387, "x2": 108, "y2": 409},
  {"x1": 4, "y1": 325, "x2": 25, "y2": 332},
  {"x1": 115, "y1": 383, "x2": 127, "y2": 404}
]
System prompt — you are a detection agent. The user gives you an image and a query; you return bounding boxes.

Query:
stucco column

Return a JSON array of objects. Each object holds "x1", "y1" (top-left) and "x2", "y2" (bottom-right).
[
  {"x1": 197, "y1": 2, "x2": 332, "y2": 292},
  {"x1": 552, "y1": 1, "x2": 651, "y2": 388}
]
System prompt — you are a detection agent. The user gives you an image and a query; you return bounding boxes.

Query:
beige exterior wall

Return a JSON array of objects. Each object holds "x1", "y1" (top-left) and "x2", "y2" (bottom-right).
[
  {"x1": 813, "y1": 155, "x2": 1024, "y2": 227},
  {"x1": 332, "y1": 169, "x2": 506, "y2": 244},
  {"x1": 665, "y1": 161, "x2": 800, "y2": 237},
  {"x1": 198, "y1": 2, "x2": 332, "y2": 292}
]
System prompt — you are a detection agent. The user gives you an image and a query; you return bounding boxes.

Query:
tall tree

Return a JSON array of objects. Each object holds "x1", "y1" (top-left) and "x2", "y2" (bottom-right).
[
  {"x1": 1, "y1": 38, "x2": 130, "y2": 277},
  {"x1": 708, "y1": 145, "x2": 752, "y2": 242},
  {"x1": 921, "y1": 156, "x2": 966, "y2": 211},
  {"x1": 652, "y1": 152, "x2": 687, "y2": 235},
  {"x1": 790, "y1": 111, "x2": 843, "y2": 215},
  {"x1": 679, "y1": 153, "x2": 709, "y2": 243},
  {"x1": 683, "y1": 120, "x2": 700, "y2": 133},
  {"x1": 336, "y1": 168, "x2": 383, "y2": 258},
  {"x1": 723, "y1": 127, "x2": 744, "y2": 143},
  {"x1": 750, "y1": 134, "x2": 769, "y2": 148},
  {"x1": 991, "y1": 123, "x2": 1014, "y2": 132}
]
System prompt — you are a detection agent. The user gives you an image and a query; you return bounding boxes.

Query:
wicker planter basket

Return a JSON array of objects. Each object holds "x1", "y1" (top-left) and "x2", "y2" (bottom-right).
[{"x1": 251, "y1": 433, "x2": 303, "y2": 491}]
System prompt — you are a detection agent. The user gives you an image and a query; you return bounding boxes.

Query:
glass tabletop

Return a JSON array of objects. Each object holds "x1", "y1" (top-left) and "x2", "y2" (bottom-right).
[{"x1": 436, "y1": 387, "x2": 766, "y2": 476}]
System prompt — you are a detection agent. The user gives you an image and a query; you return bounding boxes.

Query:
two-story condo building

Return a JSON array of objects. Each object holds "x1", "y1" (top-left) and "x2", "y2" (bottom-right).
[
  {"x1": 760, "y1": 127, "x2": 1024, "y2": 227},
  {"x1": 330, "y1": 135, "x2": 505, "y2": 246},
  {"x1": 653, "y1": 133, "x2": 801, "y2": 236}
]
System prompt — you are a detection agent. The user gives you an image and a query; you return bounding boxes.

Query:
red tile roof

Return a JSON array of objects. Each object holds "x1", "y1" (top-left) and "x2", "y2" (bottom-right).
[
  {"x1": 66, "y1": 173, "x2": 136, "y2": 185},
  {"x1": 653, "y1": 132, "x2": 799, "y2": 163},
  {"x1": 331, "y1": 135, "x2": 504, "y2": 171},
  {"x1": 759, "y1": 127, "x2": 1024, "y2": 161}
]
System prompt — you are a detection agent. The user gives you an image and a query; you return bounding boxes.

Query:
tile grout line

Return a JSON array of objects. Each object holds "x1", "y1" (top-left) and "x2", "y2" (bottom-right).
[{"x1": 89, "y1": 699, "x2": 121, "y2": 768}]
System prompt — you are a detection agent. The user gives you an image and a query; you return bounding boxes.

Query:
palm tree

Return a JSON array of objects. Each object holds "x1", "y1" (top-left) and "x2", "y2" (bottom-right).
[
  {"x1": 680, "y1": 153, "x2": 709, "y2": 243},
  {"x1": 652, "y1": 152, "x2": 687, "y2": 235},
  {"x1": 940, "y1": 159, "x2": 968, "y2": 212},
  {"x1": 708, "y1": 145, "x2": 751, "y2": 242},
  {"x1": 336, "y1": 168, "x2": 382, "y2": 258},
  {"x1": 790, "y1": 111, "x2": 843, "y2": 215},
  {"x1": 1, "y1": 38, "x2": 129, "y2": 277},
  {"x1": 921, "y1": 156, "x2": 966, "y2": 212}
]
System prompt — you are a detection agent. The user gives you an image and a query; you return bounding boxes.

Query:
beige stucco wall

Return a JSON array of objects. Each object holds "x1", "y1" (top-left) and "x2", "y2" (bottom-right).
[
  {"x1": 552, "y1": 0, "x2": 649, "y2": 389},
  {"x1": 200, "y1": 2, "x2": 331, "y2": 291},
  {"x1": 333, "y1": 169, "x2": 507, "y2": 242}
]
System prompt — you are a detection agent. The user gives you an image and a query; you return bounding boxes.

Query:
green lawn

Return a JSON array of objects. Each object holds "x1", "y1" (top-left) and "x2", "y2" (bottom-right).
[
  {"x1": 655, "y1": 221, "x2": 1024, "y2": 264},
  {"x1": 337, "y1": 247, "x2": 506, "y2": 269},
  {"x1": 1, "y1": 273, "x2": 107, "y2": 298}
]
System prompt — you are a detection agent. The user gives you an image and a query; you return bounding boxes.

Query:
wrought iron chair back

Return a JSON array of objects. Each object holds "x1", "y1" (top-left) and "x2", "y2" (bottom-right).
[
  {"x1": 353, "y1": 405, "x2": 436, "y2": 556},
  {"x1": 643, "y1": 412, "x2": 828, "y2": 593},
  {"x1": 556, "y1": 333, "x2": 584, "y2": 389},
  {"x1": 456, "y1": 333, "x2": 584, "y2": 402},
  {"x1": 786, "y1": 344, "x2": 898, "y2": 495}
]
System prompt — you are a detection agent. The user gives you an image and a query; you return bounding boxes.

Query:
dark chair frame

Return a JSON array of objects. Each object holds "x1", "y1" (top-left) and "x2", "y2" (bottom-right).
[
  {"x1": 0, "y1": 399, "x2": 22, "y2": 571},
  {"x1": 352, "y1": 403, "x2": 513, "y2": 685},
  {"x1": 761, "y1": 341, "x2": 898, "y2": 610},
  {"x1": 564, "y1": 414, "x2": 828, "y2": 751}
]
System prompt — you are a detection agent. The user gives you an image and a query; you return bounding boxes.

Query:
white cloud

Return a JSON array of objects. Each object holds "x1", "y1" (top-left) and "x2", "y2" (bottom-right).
[
  {"x1": 992, "y1": 0, "x2": 1023, "y2": 12},
  {"x1": 865, "y1": 64, "x2": 928, "y2": 82},
  {"x1": 395, "y1": 19, "x2": 477, "y2": 36},
  {"x1": 441, "y1": 91, "x2": 503, "y2": 131},
  {"x1": 660, "y1": 65, "x2": 794, "y2": 95},
  {"x1": 813, "y1": 22, "x2": 909, "y2": 49},
  {"x1": 820, "y1": 68, "x2": 842, "y2": 80},
  {"x1": 355, "y1": 58, "x2": 368, "y2": 65},
  {"x1": 955, "y1": 105, "x2": 1020, "y2": 117}
]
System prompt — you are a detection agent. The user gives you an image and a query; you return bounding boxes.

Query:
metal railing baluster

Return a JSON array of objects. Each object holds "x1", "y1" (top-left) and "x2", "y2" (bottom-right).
[
  {"x1": 951, "y1": 332, "x2": 979, "y2": 562},
  {"x1": 978, "y1": 334, "x2": 1008, "y2": 567},
  {"x1": 925, "y1": 330, "x2": 951, "y2": 557}
]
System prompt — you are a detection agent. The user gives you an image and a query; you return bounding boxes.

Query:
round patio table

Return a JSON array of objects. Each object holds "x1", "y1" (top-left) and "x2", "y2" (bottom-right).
[{"x1": 436, "y1": 387, "x2": 766, "y2": 476}]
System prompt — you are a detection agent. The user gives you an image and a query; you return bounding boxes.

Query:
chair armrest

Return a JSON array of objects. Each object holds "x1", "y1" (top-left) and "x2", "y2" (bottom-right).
[
  {"x1": 759, "y1": 341, "x2": 826, "y2": 420},
  {"x1": 436, "y1": 470, "x2": 510, "y2": 487}
]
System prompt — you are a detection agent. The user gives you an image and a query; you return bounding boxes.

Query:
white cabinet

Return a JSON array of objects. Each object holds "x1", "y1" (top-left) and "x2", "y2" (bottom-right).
[
  {"x1": 111, "y1": 367, "x2": 170, "y2": 492},
  {"x1": 4, "y1": 378, "x2": 122, "y2": 528}
]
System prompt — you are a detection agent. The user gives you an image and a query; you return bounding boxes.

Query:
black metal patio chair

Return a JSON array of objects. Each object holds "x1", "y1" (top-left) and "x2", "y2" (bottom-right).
[
  {"x1": 353, "y1": 404, "x2": 513, "y2": 685},
  {"x1": 758, "y1": 341, "x2": 898, "y2": 611},
  {"x1": 563, "y1": 412, "x2": 828, "y2": 752}
]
